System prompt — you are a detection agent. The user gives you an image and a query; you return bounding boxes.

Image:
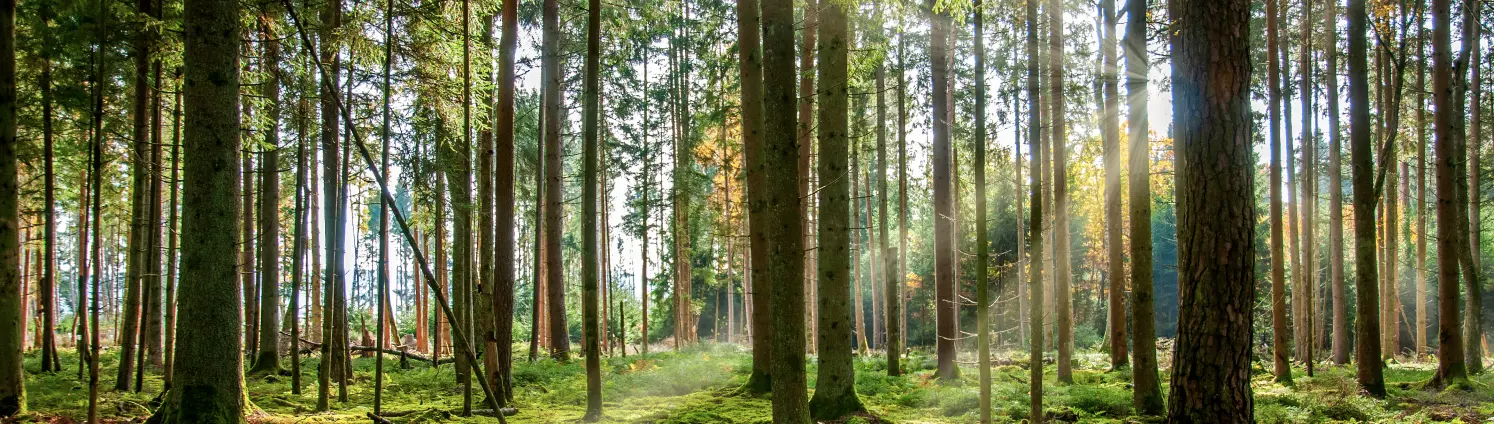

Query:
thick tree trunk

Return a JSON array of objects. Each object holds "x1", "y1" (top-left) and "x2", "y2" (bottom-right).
[
  {"x1": 0, "y1": 0, "x2": 23, "y2": 413},
  {"x1": 807, "y1": 3, "x2": 862, "y2": 419},
  {"x1": 764, "y1": 0, "x2": 809, "y2": 419},
  {"x1": 118, "y1": 0, "x2": 155, "y2": 391},
  {"x1": 146, "y1": 0, "x2": 245, "y2": 416},
  {"x1": 1349, "y1": 0, "x2": 1386, "y2": 395},
  {"x1": 249, "y1": 18, "x2": 284, "y2": 377},
  {"x1": 1101, "y1": 0, "x2": 1125, "y2": 372},
  {"x1": 1164, "y1": 0, "x2": 1255, "y2": 420},
  {"x1": 1049, "y1": 0, "x2": 1072, "y2": 384},
  {"x1": 316, "y1": 0, "x2": 343, "y2": 409},
  {"x1": 1459, "y1": 0, "x2": 1484, "y2": 375}
]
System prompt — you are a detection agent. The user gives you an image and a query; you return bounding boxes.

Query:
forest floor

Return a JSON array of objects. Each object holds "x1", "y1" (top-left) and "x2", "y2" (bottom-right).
[{"x1": 18, "y1": 343, "x2": 1494, "y2": 423}]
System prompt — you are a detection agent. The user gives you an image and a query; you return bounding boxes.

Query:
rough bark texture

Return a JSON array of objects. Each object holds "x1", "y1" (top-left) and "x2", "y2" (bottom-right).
[
  {"x1": 1123, "y1": 0, "x2": 1161, "y2": 413},
  {"x1": 146, "y1": 0, "x2": 245, "y2": 417},
  {"x1": 1348, "y1": 0, "x2": 1386, "y2": 396},
  {"x1": 0, "y1": 0, "x2": 23, "y2": 414},
  {"x1": 1415, "y1": 9, "x2": 1427, "y2": 358},
  {"x1": 249, "y1": 18, "x2": 283, "y2": 376},
  {"x1": 972, "y1": 4, "x2": 991, "y2": 421},
  {"x1": 316, "y1": 0, "x2": 344, "y2": 409},
  {"x1": 493, "y1": 0, "x2": 519, "y2": 402},
  {"x1": 1164, "y1": 0, "x2": 1256, "y2": 420},
  {"x1": 763, "y1": 0, "x2": 808, "y2": 419},
  {"x1": 1049, "y1": 0, "x2": 1072, "y2": 384},
  {"x1": 807, "y1": 3, "x2": 862, "y2": 419}
]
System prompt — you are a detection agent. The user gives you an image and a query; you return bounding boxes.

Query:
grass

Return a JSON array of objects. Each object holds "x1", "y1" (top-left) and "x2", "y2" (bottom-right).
[{"x1": 16, "y1": 344, "x2": 1494, "y2": 423}]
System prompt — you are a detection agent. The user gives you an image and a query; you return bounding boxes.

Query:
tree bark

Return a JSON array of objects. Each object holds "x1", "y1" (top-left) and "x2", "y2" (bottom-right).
[
  {"x1": 581, "y1": 0, "x2": 603, "y2": 417},
  {"x1": 1349, "y1": 0, "x2": 1386, "y2": 395},
  {"x1": 737, "y1": 0, "x2": 770, "y2": 392},
  {"x1": 1165, "y1": 0, "x2": 1255, "y2": 420},
  {"x1": 249, "y1": 15, "x2": 284, "y2": 377},
  {"x1": 1327, "y1": 0, "x2": 1348, "y2": 365},
  {"x1": 146, "y1": 0, "x2": 245, "y2": 416},
  {"x1": 1101, "y1": 0, "x2": 1125, "y2": 372},
  {"x1": 1266, "y1": 0, "x2": 1292, "y2": 385},
  {"x1": 930, "y1": 0, "x2": 957, "y2": 382},
  {"x1": 764, "y1": 0, "x2": 808, "y2": 419},
  {"x1": 1124, "y1": 0, "x2": 1161, "y2": 414},
  {"x1": 0, "y1": 0, "x2": 23, "y2": 413},
  {"x1": 807, "y1": 3, "x2": 863, "y2": 419},
  {"x1": 1049, "y1": 0, "x2": 1072, "y2": 384},
  {"x1": 542, "y1": 0, "x2": 569, "y2": 361},
  {"x1": 1025, "y1": 0, "x2": 1044, "y2": 416},
  {"x1": 973, "y1": 4, "x2": 992, "y2": 421},
  {"x1": 494, "y1": 0, "x2": 519, "y2": 401}
]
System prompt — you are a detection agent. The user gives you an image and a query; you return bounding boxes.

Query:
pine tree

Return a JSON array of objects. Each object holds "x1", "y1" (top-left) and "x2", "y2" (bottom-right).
[
  {"x1": 764, "y1": 0, "x2": 808, "y2": 418},
  {"x1": 1124, "y1": 0, "x2": 1162, "y2": 414},
  {"x1": 0, "y1": 0, "x2": 24, "y2": 414}
]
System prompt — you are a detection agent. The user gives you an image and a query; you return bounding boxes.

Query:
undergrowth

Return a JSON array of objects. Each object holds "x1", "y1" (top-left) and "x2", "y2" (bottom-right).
[{"x1": 16, "y1": 345, "x2": 1493, "y2": 422}]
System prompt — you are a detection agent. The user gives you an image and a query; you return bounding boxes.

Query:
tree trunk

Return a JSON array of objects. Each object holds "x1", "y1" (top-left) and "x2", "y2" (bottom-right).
[
  {"x1": 1327, "y1": 0, "x2": 1348, "y2": 365},
  {"x1": 0, "y1": 0, "x2": 23, "y2": 412},
  {"x1": 673, "y1": 1, "x2": 696, "y2": 349},
  {"x1": 807, "y1": 3, "x2": 863, "y2": 419},
  {"x1": 117, "y1": 0, "x2": 155, "y2": 391},
  {"x1": 1024, "y1": 0, "x2": 1044, "y2": 416},
  {"x1": 1048, "y1": 0, "x2": 1073, "y2": 384},
  {"x1": 1165, "y1": 0, "x2": 1256, "y2": 420},
  {"x1": 738, "y1": 0, "x2": 770, "y2": 392},
  {"x1": 1348, "y1": 0, "x2": 1385, "y2": 395},
  {"x1": 973, "y1": 4, "x2": 992, "y2": 421},
  {"x1": 1298, "y1": 0, "x2": 1316, "y2": 374},
  {"x1": 895, "y1": 17, "x2": 908, "y2": 362},
  {"x1": 146, "y1": 0, "x2": 245, "y2": 416},
  {"x1": 1459, "y1": 0, "x2": 1484, "y2": 374},
  {"x1": 764, "y1": 0, "x2": 809, "y2": 419},
  {"x1": 1124, "y1": 0, "x2": 1162, "y2": 413},
  {"x1": 930, "y1": 0, "x2": 957, "y2": 382},
  {"x1": 542, "y1": 0, "x2": 569, "y2": 360},
  {"x1": 494, "y1": 0, "x2": 518, "y2": 400},
  {"x1": 797, "y1": 0, "x2": 816, "y2": 356},
  {"x1": 1430, "y1": 0, "x2": 1469, "y2": 386},
  {"x1": 249, "y1": 17, "x2": 284, "y2": 377},
  {"x1": 1100, "y1": 0, "x2": 1125, "y2": 372},
  {"x1": 474, "y1": 6, "x2": 495, "y2": 412},
  {"x1": 1415, "y1": 9, "x2": 1427, "y2": 359},
  {"x1": 1266, "y1": 0, "x2": 1292, "y2": 385},
  {"x1": 581, "y1": 0, "x2": 603, "y2": 417}
]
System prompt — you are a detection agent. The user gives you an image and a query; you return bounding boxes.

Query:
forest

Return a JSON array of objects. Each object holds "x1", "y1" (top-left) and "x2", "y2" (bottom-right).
[{"x1": 0, "y1": 0, "x2": 1491, "y2": 420}]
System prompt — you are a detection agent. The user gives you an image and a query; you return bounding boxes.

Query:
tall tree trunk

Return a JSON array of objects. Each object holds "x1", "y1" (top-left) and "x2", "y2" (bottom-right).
[
  {"x1": 288, "y1": 87, "x2": 308, "y2": 394},
  {"x1": 1100, "y1": 0, "x2": 1125, "y2": 372},
  {"x1": 76, "y1": 169, "x2": 91, "y2": 379},
  {"x1": 738, "y1": 0, "x2": 771, "y2": 392},
  {"x1": 316, "y1": 0, "x2": 343, "y2": 409},
  {"x1": 249, "y1": 15, "x2": 284, "y2": 377},
  {"x1": 1049, "y1": 0, "x2": 1073, "y2": 384},
  {"x1": 162, "y1": 82, "x2": 182, "y2": 387},
  {"x1": 474, "y1": 6, "x2": 495, "y2": 411},
  {"x1": 118, "y1": 0, "x2": 155, "y2": 391},
  {"x1": 494, "y1": 0, "x2": 518, "y2": 400},
  {"x1": 542, "y1": 0, "x2": 568, "y2": 361},
  {"x1": 1415, "y1": 9, "x2": 1427, "y2": 359},
  {"x1": 673, "y1": 1, "x2": 696, "y2": 348},
  {"x1": 88, "y1": 33, "x2": 106, "y2": 417},
  {"x1": 875, "y1": 8, "x2": 892, "y2": 359},
  {"x1": 1299, "y1": 0, "x2": 1316, "y2": 374},
  {"x1": 807, "y1": 3, "x2": 862, "y2": 419},
  {"x1": 1266, "y1": 0, "x2": 1292, "y2": 385},
  {"x1": 0, "y1": 0, "x2": 22, "y2": 412},
  {"x1": 1165, "y1": 0, "x2": 1255, "y2": 419},
  {"x1": 895, "y1": 16, "x2": 908, "y2": 359},
  {"x1": 930, "y1": 0, "x2": 957, "y2": 382},
  {"x1": 1124, "y1": 0, "x2": 1161, "y2": 413},
  {"x1": 1328, "y1": 0, "x2": 1348, "y2": 365},
  {"x1": 764, "y1": 0, "x2": 809, "y2": 419},
  {"x1": 147, "y1": 0, "x2": 245, "y2": 415},
  {"x1": 451, "y1": 0, "x2": 476, "y2": 411},
  {"x1": 797, "y1": 0, "x2": 817, "y2": 355},
  {"x1": 581, "y1": 0, "x2": 603, "y2": 417},
  {"x1": 973, "y1": 3, "x2": 992, "y2": 421},
  {"x1": 1024, "y1": 0, "x2": 1044, "y2": 416},
  {"x1": 1459, "y1": 0, "x2": 1484, "y2": 374},
  {"x1": 1349, "y1": 0, "x2": 1386, "y2": 395}
]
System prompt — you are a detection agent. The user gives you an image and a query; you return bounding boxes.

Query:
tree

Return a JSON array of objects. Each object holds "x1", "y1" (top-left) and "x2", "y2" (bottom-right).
[
  {"x1": 117, "y1": 0, "x2": 156, "y2": 391},
  {"x1": 581, "y1": 0, "x2": 603, "y2": 418},
  {"x1": 146, "y1": 0, "x2": 244, "y2": 416},
  {"x1": 1124, "y1": 0, "x2": 1162, "y2": 414},
  {"x1": 1428, "y1": 0, "x2": 1466, "y2": 387},
  {"x1": 875, "y1": 1, "x2": 896, "y2": 378},
  {"x1": 1165, "y1": 0, "x2": 1255, "y2": 419},
  {"x1": 1024, "y1": 0, "x2": 1044, "y2": 416},
  {"x1": 248, "y1": 11, "x2": 284, "y2": 378},
  {"x1": 494, "y1": 0, "x2": 519, "y2": 404},
  {"x1": 1297, "y1": 0, "x2": 1316, "y2": 376},
  {"x1": 930, "y1": 0, "x2": 957, "y2": 382},
  {"x1": 542, "y1": 0, "x2": 569, "y2": 361},
  {"x1": 1348, "y1": 0, "x2": 1385, "y2": 396},
  {"x1": 1266, "y1": 0, "x2": 1292, "y2": 386},
  {"x1": 894, "y1": 10, "x2": 908, "y2": 368},
  {"x1": 737, "y1": 0, "x2": 770, "y2": 394},
  {"x1": 37, "y1": 4, "x2": 58, "y2": 373},
  {"x1": 317, "y1": 0, "x2": 345, "y2": 409},
  {"x1": 763, "y1": 0, "x2": 808, "y2": 418},
  {"x1": 806, "y1": 0, "x2": 862, "y2": 418},
  {"x1": 0, "y1": 0, "x2": 23, "y2": 414},
  {"x1": 1414, "y1": 7, "x2": 1427, "y2": 359},
  {"x1": 1100, "y1": 0, "x2": 1125, "y2": 372},
  {"x1": 1327, "y1": 0, "x2": 1347, "y2": 365},
  {"x1": 1455, "y1": 0, "x2": 1482, "y2": 376},
  {"x1": 1049, "y1": 0, "x2": 1073, "y2": 384},
  {"x1": 973, "y1": 1, "x2": 993, "y2": 421}
]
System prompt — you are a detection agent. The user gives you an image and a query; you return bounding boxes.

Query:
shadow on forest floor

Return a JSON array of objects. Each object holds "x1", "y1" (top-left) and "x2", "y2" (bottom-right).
[{"x1": 16, "y1": 344, "x2": 1494, "y2": 423}]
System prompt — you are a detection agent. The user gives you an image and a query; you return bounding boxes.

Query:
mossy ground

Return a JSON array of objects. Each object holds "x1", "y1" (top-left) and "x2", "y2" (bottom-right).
[{"x1": 16, "y1": 344, "x2": 1494, "y2": 423}]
